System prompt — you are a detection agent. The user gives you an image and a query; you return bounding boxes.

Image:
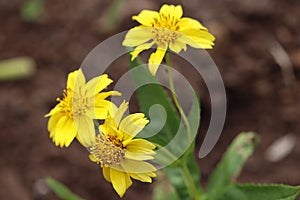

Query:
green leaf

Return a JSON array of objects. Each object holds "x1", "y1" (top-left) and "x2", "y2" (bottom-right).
[
  {"x1": 20, "y1": 0, "x2": 45, "y2": 22},
  {"x1": 100, "y1": 0, "x2": 124, "y2": 33},
  {"x1": 128, "y1": 56, "x2": 180, "y2": 146},
  {"x1": 206, "y1": 132, "x2": 259, "y2": 199},
  {"x1": 154, "y1": 98, "x2": 202, "y2": 200},
  {"x1": 152, "y1": 172, "x2": 180, "y2": 200},
  {"x1": 46, "y1": 177, "x2": 84, "y2": 200},
  {"x1": 0, "y1": 57, "x2": 36, "y2": 81},
  {"x1": 217, "y1": 184, "x2": 300, "y2": 200},
  {"x1": 128, "y1": 54, "x2": 202, "y2": 199},
  {"x1": 163, "y1": 97, "x2": 201, "y2": 200},
  {"x1": 164, "y1": 152, "x2": 202, "y2": 200}
]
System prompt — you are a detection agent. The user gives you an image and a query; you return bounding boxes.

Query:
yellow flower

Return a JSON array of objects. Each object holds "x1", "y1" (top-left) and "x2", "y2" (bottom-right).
[
  {"x1": 45, "y1": 69, "x2": 121, "y2": 147},
  {"x1": 123, "y1": 4, "x2": 215, "y2": 76},
  {"x1": 88, "y1": 101, "x2": 156, "y2": 197}
]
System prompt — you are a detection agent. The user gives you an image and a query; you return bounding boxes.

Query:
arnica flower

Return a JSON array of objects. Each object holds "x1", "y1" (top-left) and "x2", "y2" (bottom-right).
[
  {"x1": 122, "y1": 4, "x2": 215, "y2": 76},
  {"x1": 88, "y1": 101, "x2": 156, "y2": 197},
  {"x1": 45, "y1": 69, "x2": 121, "y2": 147}
]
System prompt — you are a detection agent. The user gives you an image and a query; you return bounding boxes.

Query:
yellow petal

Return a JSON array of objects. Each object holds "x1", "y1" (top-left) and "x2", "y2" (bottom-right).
[
  {"x1": 53, "y1": 116, "x2": 77, "y2": 147},
  {"x1": 121, "y1": 159, "x2": 156, "y2": 174},
  {"x1": 169, "y1": 42, "x2": 182, "y2": 53},
  {"x1": 179, "y1": 17, "x2": 208, "y2": 31},
  {"x1": 119, "y1": 114, "x2": 149, "y2": 140},
  {"x1": 95, "y1": 91, "x2": 121, "y2": 100},
  {"x1": 124, "y1": 138, "x2": 156, "y2": 160},
  {"x1": 124, "y1": 138, "x2": 156, "y2": 153},
  {"x1": 100, "y1": 118, "x2": 119, "y2": 137},
  {"x1": 130, "y1": 41, "x2": 155, "y2": 61},
  {"x1": 88, "y1": 100, "x2": 114, "y2": 119},
  {"x1": 86, "y1": 74, "x2": 114, "y2": 97},
  {"x1": 66, "y1": 70, "x2": 79, "y2": 90},
  {"x1": 68, "y1": 69, "x2": 86, "y2": 91},
  {"x1": 129, "y1": 173, "x2": 152, "y2": 183},
  {"x1": 110, "y1": 169, "x2": 132, "y2": 198},
  {"x1": 114, "y1": 101, "x2": 128, "y2": 126},
  {"x1": 75, "y1": 116, "x2": 95, "y2": 147},
  {"x1": 148, "y1": 47, "x2": 167, "y2": 76},
  {"x1": 89, "y1": 154, "x2": 98, "y2": 162},
  {"x1": 179, "y1": 29, "x2": 215, "y2": 49},
  {"x1": 64, "y1": 120, "x2": 77, "y2": 147},
  {"x1": 176, "y1": 37, "x2": 187, "y2": 51},
  {"x1": 122, "y1": 27, "x2": 152, "y2": 47},
  {"x1": 102, "y1": 166, "x2": 111, "y2": 182},
  {"x1": 47, "y1": 112, "x2": 62, "y2": 132},
  {"x1": 132, "y1": 10, "x2": 159, "y2": 26},
  {"x1": 45, "y1": 103, "x2": 61, "y2": 117},
  {"x1": 93, "y1": 98, "x2": 119, "y2": 119},
  {"x1": 160, "y1": 4, "x2": 183, "y2": 19},
  {"x1": 174, "y1": 5, "x2": 183, "y2": 19},
  {"x1": 93, "y1": 108, "x2": 107, "y2": 119},
  {"x1": 186, "y1": 29, "x2": 215, "y2": 45},
  {"x1": 125, "y1": 151, "x2": 154, "y2": 161}
]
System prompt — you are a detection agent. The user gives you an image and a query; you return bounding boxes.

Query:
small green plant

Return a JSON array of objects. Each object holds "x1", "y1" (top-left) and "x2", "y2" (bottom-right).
[
  {"x1": 20, "y1": 0, "x2": 45, "y2": 22},
  {"x1": 45, "y1": 3, "x2": 299, "y2": 200},
  {"x1": 46, "y1": 177, "x2": 84, "y2": 200},
  {"x1": 0, "y1": 57, "x2": 35, "y2": 81}
]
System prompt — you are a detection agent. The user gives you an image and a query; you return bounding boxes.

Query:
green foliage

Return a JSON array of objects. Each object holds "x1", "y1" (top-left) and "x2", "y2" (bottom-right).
[
  {"x1": 128, "y1": 53, "x2": 300, "y2": 200},
  {"x1": 101, "y1": 0, "x2": 124, "y2": 33},
  {"x1": 21, "y1": 0, "x2": 45, "y2": 22},
  {"x1": 128, "y1": 56, "x2": 180, "y2": 146},
  {"x1": 128, "y1": 54, "x2": 202, "y2": 200},
  {"x1": 206, "y1": 132, "x2": 259, "y2": 199},
  {"x1": 205, "y1": 132, "x2": 299, "y2": 200},
  {"x1": 46, "y1": 177, "x2": 84, "y2": 200},
  {"x1": 216, "y1": 184, "x2": 300, "y2": 200},
  {"x1": 0, "y1": 57, "x2": 36, "y2": 81},
  {"x1": 164, "y1": 152, "x2": 202, "y2": 200},
  {"x1": 152, "y1": 172, "x2": 180, "y2": 200},
  {"x1": 163, "y1": 97, "x2": 202, "y2": 200}
]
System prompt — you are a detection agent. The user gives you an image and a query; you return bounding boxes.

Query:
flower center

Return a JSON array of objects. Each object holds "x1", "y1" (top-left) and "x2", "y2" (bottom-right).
[
  {"x1": 90, "y1": 134, "x2": 125, "y2": 167},
  {"x1": 152, "y1": 13, "x2": 180, "y2": 46},
  {"x1": 57, "y1": 88, "x2": 90, "y2": 118}
]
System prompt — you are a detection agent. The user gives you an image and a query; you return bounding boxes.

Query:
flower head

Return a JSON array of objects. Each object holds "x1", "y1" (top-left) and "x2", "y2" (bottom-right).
[
  {"x1": 123, "y1": 4, "x2": 215, "y2": 76},
  {"x1": 88, "y1": 101, "x2": 156, "y2": 197},
  {"x1": 45, "y1": 69, "x2": 121, "y2": 147}
]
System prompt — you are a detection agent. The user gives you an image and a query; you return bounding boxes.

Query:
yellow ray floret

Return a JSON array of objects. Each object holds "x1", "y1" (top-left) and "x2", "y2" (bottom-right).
[
  {"x1": 45, "y1": 69, "x2": 121, "y2": 147},
  {"x1": 88, "y1": 101, "x2": 156, "y2": 198},
  {"x1": 122, "y1": 4, "x2": 215, "y2": 76}
]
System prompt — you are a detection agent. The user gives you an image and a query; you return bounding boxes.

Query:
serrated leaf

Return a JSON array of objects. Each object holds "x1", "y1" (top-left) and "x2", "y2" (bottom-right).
[
  {"x1": 46, "y1": 177, "x2": 84, "y2": 200},
  {"x1": 206, "y1": 132, "x2": 259, "y2": 199},
  {"x1": 217, "y1": 184, "x2": 300, "y2": 200}
]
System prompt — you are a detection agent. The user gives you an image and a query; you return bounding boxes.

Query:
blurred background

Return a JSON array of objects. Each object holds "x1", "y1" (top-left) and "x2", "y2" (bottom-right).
[{"x1": 0, "y1": 0, "x2": 299, "y2": 199}]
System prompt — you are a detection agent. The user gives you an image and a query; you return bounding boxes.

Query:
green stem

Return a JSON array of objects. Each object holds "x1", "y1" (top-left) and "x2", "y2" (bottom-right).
[
  {"x1": 154, "y1": 143, "x2": 181, "y2": 166},
  {"x1": 182, "y1": 164, "x2": 201, "y2": 200},
  {"x1": 102, "y1": 0, "x2": 124, "y2": 32},
  {"x1": 155, "y1": 143, "x2": 178, "y2": 161},
  {"x1": 165, "y1": 52, "x2": 201, "y2": 200},
  {"x1": 165, "y1": 52, "x2": 192, "y2": 144}
]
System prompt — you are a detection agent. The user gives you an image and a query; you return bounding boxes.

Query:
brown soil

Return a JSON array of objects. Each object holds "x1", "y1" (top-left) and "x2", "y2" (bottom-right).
[{"x1": 0, "y1": 0, "x2": 299, "y2": 199}]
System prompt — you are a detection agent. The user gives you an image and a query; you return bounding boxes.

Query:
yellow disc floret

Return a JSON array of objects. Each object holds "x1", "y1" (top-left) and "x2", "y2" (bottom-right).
[{"x1": 90, "y1": 134, "x2": 125, "y2": 166}]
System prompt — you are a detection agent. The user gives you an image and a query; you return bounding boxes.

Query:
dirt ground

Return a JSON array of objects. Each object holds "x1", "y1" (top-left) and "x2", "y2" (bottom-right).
[{"x1": 0, "y1": 0, "x2": 299, "y2": 199}]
